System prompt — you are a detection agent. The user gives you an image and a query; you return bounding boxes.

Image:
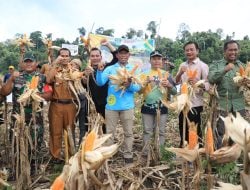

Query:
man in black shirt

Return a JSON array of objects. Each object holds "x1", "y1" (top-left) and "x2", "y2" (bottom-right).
[{"x1": 84, "y1": 40, "x2": 117, "y2": 132}]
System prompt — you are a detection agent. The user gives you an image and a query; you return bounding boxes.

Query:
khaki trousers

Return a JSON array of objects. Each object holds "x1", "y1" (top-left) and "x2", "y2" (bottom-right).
[
  {"x1": 142, "y1": 113, "x2": 167, "y2": 154},
  {"x1": 105, "y1": 109, "x2": 134, "y2": 159},
  {"x1": 49, "y1": 102, "x2": 76, "y2": 159}
]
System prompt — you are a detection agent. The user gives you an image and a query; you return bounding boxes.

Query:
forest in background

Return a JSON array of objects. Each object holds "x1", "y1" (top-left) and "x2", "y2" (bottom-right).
[{"x1": 1, "y1": 21, "x2": 250, "y2": 75}]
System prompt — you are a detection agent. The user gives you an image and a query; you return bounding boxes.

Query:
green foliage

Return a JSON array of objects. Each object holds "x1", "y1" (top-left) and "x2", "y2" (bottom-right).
[
  {"x1": 214, "y1": 162, "x2": 240, "y2": 184},
  {"x1": 1, "y1": 24, "x2": 250, "y2": 75},
  {"x1": 161, "y1": 144, "x2": 175, "y2": 162}
]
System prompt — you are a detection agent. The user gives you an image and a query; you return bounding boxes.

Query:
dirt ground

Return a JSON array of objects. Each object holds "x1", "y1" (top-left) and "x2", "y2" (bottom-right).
[{"x1": 0, "y1": 99, "x2": 249, "y2": 189}]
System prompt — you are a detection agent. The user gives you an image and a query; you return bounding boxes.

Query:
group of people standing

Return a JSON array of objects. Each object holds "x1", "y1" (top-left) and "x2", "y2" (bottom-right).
[{"x1": 0, "y1": 39, "x2": 247, "y2": 167}]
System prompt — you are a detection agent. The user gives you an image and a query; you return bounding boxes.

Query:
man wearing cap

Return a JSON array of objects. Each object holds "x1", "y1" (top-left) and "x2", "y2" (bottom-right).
[
  {"x1": 140, "y1": 50, "x2": 177, "y2": 157},
  {"x1": 84, "y1": 40, "x2": 117, "y2": 133},
  {"x1": 3, "y1": 66, "x2": 15, "y2": 104},
  {"x1": 47, "y1": 48, "x2": 77, "y2": 162},
  {"x1": 0, "y1": 52, "x2": 52, "y2": 148},
  {"x1": 96, "y1": 44, "x2": 141, "y2": 164},
  {"x1": 4, "y1": 66, "x2": 15, "y2": 83},
  {"x1": 175, "y1": 41, "x2": 209, "y2": 147}
]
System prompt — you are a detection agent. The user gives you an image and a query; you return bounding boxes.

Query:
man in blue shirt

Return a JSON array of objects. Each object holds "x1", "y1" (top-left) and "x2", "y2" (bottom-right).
[{"x1": 96, "y1": 45, "x2": 141, "y2": 164}]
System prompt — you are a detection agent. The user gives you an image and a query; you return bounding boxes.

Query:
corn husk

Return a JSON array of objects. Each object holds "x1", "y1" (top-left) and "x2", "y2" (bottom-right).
[
  {"x1": 210, "y1": 144, "x2": 242, "y2": 164},
  {"x1": 109, "y1": 65, "x2": 141, "y2": 96},
  {"x1": 14, "y1": 34, "x2": 35, "y2": 47},
  {"x1": 221, "y1": 112, "x2": 250, "y2": 151},
  {"x1": 166, "y1": 146, "x2": 199, "y2": 162},
  {"x1": 51, "y1": 117, "x2": 120, "y2": 189},
  {"x1": 233, "y1": 64, "x2": 250, "y2": 105}
]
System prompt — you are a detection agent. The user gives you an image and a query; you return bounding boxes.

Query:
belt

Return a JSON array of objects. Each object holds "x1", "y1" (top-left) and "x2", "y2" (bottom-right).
[{"x1": 51, "y1": 99, "x2": 76, "y2": 104}]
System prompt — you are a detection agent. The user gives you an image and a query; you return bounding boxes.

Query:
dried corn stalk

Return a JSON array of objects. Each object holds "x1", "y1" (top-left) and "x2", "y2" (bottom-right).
[
  {"x1": 220, "y1": 112, "x2": 250, "y2": 151},
  {"x1": 51, "y1": 115, "x2": 120, "y2": 189},
  {"x1": 14, "y1": 34, "x2": 35, "y2": 48},
  {"x1": 162, "y1": 82, "x2": 192, "y2": 113},
  {"x1": 109, "y1": 65, "x2": 141, "y2": 96},
  {"x1": 42, "y1": 37, "x2": 60, "y2": 64},
  {"x1": 18, "y1": 75, "x2": 44, "y2": 112},
  {"x1": 210, "y1": 144, "x2": 242, "y2": 164}
]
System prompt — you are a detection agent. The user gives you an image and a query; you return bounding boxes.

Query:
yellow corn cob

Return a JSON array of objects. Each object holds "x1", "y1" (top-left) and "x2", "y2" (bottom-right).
[
  {"x1": 205, "y1": 122, "x2": 214, "y2": 155},
  {"x1": 188, "y1": 122, "x2": 198, "y2": 150},
  {"x1": 29, "y1": 76, "x2": 39, "y2": 89},
  {"x1": 84, "y1": 130, "x2": 97, "y2": 152},
  {"x1": 181, "y1": 82, "x2": 188, "y2": 94}
]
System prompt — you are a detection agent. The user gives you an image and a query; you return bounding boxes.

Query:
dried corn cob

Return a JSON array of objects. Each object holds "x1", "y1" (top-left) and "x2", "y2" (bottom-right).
[
  {"x1": 188, "y1": 122, "x2": 198, "y2": 150},
  {"x1": 205, "y1": 121, "x2": 214, "y2": 155}
]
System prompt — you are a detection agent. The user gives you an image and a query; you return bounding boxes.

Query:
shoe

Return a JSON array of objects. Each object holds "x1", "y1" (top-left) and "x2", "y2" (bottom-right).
[{"x1": 124, "y1": 158, "x2": 133, "y2": 164}]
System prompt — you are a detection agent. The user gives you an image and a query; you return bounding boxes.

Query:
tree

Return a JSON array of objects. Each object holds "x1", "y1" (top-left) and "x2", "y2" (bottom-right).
[
  {"x1": 126, "y1": 28, "x2": 137, "y2": 39},
  {"x1": 95, "y1": 27, "x2": 104, "y2": 35},
  {"x1": 136, "y1": 30, "x2": 144, "y2": 38},
  {"x1": 30, "y1": 31, "x2": 44, "y2": 50},
  {"x1": 78, "y1": 27, "x2": 86, "y2": 36},
  {"x1": 176, "y1": 23, "x2": 191, "y2": 42},
  {"x1": 102, "y1": 29, "x2": 114, "y2": 37},
  {"x1": 147, "y1": 21, "x2": 158, "y2": 39},
  {"x1": 95, "y1": 27, "x2": 114, "y2": 36}
]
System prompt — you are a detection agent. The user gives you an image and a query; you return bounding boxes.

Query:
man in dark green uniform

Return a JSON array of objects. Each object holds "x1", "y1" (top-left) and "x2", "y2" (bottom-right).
[
  {"x1": 208, "y1": 40, "x2": 246, "y2": 149},
  {"x1": 1, "y1": 53, "x2": 52, "y2": 147}
]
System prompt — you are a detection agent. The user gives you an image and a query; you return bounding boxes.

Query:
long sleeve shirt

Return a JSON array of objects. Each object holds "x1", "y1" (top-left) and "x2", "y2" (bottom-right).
[
  {"x1": 208, "y1": 59, "x2": 245, "y2": 112},
  {"x1": 176, "y1": 58, "x2": 209, "y2": 107},
  {"x1": 96, "y1": 62, "x2": 141, "y2": 111}
]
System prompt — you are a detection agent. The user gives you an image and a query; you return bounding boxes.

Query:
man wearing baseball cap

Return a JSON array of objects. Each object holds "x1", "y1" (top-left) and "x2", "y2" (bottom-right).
[
  {"x1": 96, "y1": 44, "x2": 141, "y2": 165},
  {"x1": 140, "y1": 50, "x2": 177, "y2": 159},
  {"x1": 3, "y1": 66, "x2": 15, "y2": 83},
  {"x1": 1, "y1": 51, "x2": 52, "y2": 171}
]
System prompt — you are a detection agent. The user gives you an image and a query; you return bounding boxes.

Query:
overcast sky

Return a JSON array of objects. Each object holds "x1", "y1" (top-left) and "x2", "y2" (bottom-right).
[{"x1": 0, "y1": 0, "x2": 249, "y2": 42}]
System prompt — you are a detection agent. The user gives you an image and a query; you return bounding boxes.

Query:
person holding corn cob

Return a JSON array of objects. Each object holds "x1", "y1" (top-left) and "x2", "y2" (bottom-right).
[
  {"x1": 208, "y1": 40, "x2": 246, "y2": 149},
  {"x1": 175, "y1": 41, "x2": 210, "y2": 148},
  {"x1": 96, "y1": 44, "x2": 141, "y2": 164},
  {"x1": 83, "y1": 39, "x2": 117, "y2": 133},
  {"x1": 0, "y1": 52, "x2": 52, "y2": 147},
  {"x1": 140, "y1": 50, "x2": 177, "y2": 156},
  {"x1": 47, "y1": 48, "x2": 77, "y2": 162}
]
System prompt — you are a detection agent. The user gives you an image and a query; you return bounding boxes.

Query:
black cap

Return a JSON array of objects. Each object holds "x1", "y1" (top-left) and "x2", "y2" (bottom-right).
[
  {"x1": 150, "y1": 50, "x2": 162, "y2": 58},
  {"x1": 117, "y1": 45, "x2": 129, "y2": 52},
  {"x1": 23, "y1": 52, "x2": 36, "y2": 62}
]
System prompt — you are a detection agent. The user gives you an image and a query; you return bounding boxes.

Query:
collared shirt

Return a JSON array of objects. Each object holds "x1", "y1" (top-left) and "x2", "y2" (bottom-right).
[
  {"x1": 96, "y1": 62, "x2": 141, "y2": 111},
  {"x1": 177, "y1": 58, "x2": 209, "y2": 107},
  {"x1": 208, "y1": 59, "x2": 245, "y2": 111}
]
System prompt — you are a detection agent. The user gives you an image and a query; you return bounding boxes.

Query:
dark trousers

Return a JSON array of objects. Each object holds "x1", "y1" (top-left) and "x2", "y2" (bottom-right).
[
  {"x1": 179, "y1": 106, "x2": 203, "y2": 147},
  {"x1": 78, "y1": 95, "x2": 87, "y2": 145},
  {"x1": 215, "y1": 109, "x2": 246, "y2": 149},
  {"x1": 95, "y1": 103, "x2": 106, "y2": 134}
]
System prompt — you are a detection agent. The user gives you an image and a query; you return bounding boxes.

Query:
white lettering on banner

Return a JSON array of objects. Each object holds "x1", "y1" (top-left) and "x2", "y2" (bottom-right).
[{"x1": 62, "y1": 44, "x2": 79, "y2": 56}]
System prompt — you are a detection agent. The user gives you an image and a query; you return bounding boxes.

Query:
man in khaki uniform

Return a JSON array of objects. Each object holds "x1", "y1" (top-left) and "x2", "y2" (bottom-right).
[{"x1": 47, "y1": 48, "x2": 77, "y2": 162}]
